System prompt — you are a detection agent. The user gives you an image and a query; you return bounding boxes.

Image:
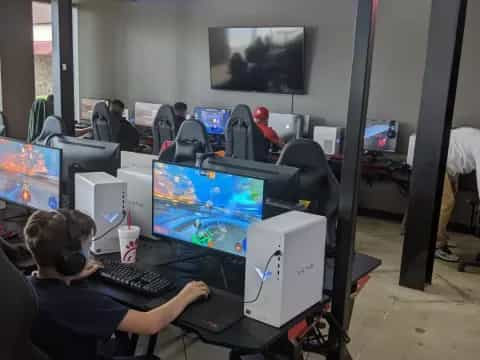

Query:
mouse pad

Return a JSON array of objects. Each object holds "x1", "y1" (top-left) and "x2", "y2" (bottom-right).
[{"x1": 179, "y1": 287, "x2": 244, "y2": 333}]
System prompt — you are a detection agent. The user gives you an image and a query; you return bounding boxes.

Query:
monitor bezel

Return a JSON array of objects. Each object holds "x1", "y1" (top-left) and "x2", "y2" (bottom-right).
[
  {"x1": 0, "y1": 136, "x2": 62, "y2": 212},
  {"x1": 151, "y1": 160, "x2": 266, "y2": 258},
  {"x1": 208, "y1": 26, "x2": 307, "y2": 95}
]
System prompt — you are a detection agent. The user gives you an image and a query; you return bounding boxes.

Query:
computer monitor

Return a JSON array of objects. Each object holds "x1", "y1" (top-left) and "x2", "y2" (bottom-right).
[
  {"x1": 201, "y1": 157, "x2": 299, "y2": 202},
  {"x1": 135, "y1": 102, "x2": 162, "y2": 128},
  {"x1": 364, "y1": 120, "x2": 399, "y2": 153},
  {"x1": 152, "y1": 161, "x2": 264, "y2": 257},
  {"x1": 48, "y1": 136, "x2": 120, "y2": 208},
  {"x1": 80, "y1": 98, "x2": 108, "y2": 122},
  {"x1": 192, "y1": 107, "x2": 231, "y2": 135},
  {"x1": 0, "y1": 137, "x2": 61, "y2": 211}
]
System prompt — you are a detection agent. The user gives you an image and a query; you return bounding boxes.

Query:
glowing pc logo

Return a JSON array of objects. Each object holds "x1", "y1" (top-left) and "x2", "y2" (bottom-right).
[{"x1": 255, "y1": 267, "x2": 273, "y2": 281}]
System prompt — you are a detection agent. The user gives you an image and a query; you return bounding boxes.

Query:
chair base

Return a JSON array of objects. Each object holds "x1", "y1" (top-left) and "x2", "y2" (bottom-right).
[{"x1": 458, "y1": 253, "x2": 480, "y2": 272}]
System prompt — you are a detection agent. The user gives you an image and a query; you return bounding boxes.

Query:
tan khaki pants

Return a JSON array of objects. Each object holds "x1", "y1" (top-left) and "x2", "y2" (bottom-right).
[{"x1": 437, "y1": 174, "x2": 457, "y2": 249}]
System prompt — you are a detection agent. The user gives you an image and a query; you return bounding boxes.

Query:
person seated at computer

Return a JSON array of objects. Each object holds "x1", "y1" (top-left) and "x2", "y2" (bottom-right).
[
  {"x1": 110, "y1": 99, "x2": 140, "y2": 151},
  {"x1": 25, "y1": 209, "x2": 210, "y2": 360},
  {"x1": 174, "y1": 102, "x2": 188, "y2": 130},
  {"x1": 253, "y1": 106, "x2": 284, "y2": 148}
]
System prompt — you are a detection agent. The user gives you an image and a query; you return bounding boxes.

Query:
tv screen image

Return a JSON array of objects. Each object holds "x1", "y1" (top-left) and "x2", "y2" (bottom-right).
[
  {"x1": 0, "y1": 138, "x2": 61, "y2": 210},
  {"x1": 153, "y1": 162, "x2": 264, "y2": 257},
  {"x1": 193, "y1": 107, "x2": 231, "y2": 135},
  {"x1": 209, "y1": 27, "x2": 305, "y2": 94},
  {"x1": 364, "y1": 120, "x2": 399, "y2": 153}
]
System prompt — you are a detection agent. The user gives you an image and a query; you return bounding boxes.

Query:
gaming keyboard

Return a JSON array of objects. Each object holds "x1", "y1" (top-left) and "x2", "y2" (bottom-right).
[{"x1": 98, "y1": 261, "x2": 173, "y2": 297}]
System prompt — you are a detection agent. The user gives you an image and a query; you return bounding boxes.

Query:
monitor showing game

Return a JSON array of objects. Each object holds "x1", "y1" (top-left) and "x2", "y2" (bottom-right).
[
  {"x1": 193, "y1": 107, "x2": 231, "y2": 135},
  {"x1": 209, "y1": 27, "x2": 306, "y2": 94},
  {"x1": 364, "y1": 120, "x2": 399, "y2": 153},
  {"x1": 153, "y1": 162, "x2": 264, "y2": 257},
  {"x1": 0, "y1": 138, "x2": 61, "y2": 210}
]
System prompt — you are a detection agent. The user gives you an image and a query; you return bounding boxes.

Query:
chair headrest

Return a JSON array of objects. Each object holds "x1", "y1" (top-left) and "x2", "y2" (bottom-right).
[
  {"x1": 154, "y1": 105, "x2": 176, "y2": 129},
  {"x1": 228, "y1": 104, "x2": 255, "y2": 129},
  {"x1": 92, "y1": 102, "x2": 110, "y2": 121},
  {"x1": 277, "y1": 139, "x2": 328, "y2": 169}
]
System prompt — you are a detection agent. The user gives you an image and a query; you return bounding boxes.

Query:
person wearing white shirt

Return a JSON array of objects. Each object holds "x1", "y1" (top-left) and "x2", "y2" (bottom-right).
[{"x1": 407, "y1": 127, "x2": 480, "y2": 262}]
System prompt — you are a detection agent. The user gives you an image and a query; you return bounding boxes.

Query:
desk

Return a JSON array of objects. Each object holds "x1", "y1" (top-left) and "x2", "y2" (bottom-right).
[{"x1": 89, "y1": 238, "x2": 381, "y2": 358}]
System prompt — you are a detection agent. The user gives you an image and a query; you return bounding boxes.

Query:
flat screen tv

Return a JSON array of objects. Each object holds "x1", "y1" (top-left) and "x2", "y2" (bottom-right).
[{"x1": 209, "y1": 27, "x2": 306, "y2": 94}]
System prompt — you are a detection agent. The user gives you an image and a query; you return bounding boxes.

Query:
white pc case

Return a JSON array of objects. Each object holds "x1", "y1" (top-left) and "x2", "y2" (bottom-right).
[
  {"x1": 244, "y1": 211, "x2": 326, "y2": 328},
  {"x1": 406, "y1": 134, "x2": 416, "y2": 167},
  {"x1": 117, "y1": 167, "x2": 153, "y2": 238},
  {"x1": 75, "y1": 172, "x2": 127, "y2": 255},
  {"x1": 120, "y1": 151, "x2": 158, "y2": 170},
  {"x1": 313, "y1": 126, "x2": 344, "y2": 156}
]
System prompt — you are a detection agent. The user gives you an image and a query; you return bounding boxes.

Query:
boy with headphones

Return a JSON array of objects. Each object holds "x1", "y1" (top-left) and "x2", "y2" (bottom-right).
[{"x1": 25, "y1": 209, "x2": 209, "y2": 360}]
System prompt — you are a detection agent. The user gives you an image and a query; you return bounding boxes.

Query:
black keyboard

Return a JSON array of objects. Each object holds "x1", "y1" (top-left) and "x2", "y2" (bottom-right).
[{"x1": 98, "y1": 261, "x2": 173, "y2": 297}]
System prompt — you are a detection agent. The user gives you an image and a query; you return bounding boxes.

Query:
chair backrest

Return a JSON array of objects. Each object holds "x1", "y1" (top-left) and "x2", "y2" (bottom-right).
[
  {"x1": 176, "y1": 119, "x2": 212, "y2": 152},
  {"x1": 0, "y1": 111, "x2": 7, "y2": 136},
  {"x1": 277, "y1": 139, "x2": 339, "y2": 248},
  {"x1": 225, "y1": 104, "x2": 267, "y2": 161},
  {"x1": 153, "y1": 105, "x2": 176, "y2": 155},
  {"x1": 92, "y1": 102, "x2": 119, "y2": 142},
  {"x1": 33, "y1": 116, "x2": 64, "y2": 145},
  {"x1": 0, "y1": 247, "x2": 48, "y2": 360}
]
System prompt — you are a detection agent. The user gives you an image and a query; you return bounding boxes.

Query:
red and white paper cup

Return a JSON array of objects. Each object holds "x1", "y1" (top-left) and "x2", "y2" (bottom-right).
[{"x1": 118, "y1": 225, "x2": 140, "y2": 264}]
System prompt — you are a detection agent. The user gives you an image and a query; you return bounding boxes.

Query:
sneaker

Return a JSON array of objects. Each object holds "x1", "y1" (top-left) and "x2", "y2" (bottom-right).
[{"x1": 435, "y1": 247, "x2": 460, "y2": 263}]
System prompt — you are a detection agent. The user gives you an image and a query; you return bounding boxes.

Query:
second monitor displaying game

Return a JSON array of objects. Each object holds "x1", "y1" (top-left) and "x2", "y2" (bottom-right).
[
  {"x1": 152, "y1": 162, "x2": 264, "y2": 257},
  {"x1": 0, "y1": 138, "x2": 61, "y2": 211},
  {"x1": 193, "y1": 107, "x2": 231, "y2": 135},
  {"x1": 364, "y1": 120, "x2": 399, "y2": 153}
]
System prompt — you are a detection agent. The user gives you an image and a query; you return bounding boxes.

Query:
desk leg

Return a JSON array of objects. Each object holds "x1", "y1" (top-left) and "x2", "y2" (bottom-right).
[
  {"x1": 129, "y1": 334, "x2": 139, "y2": 356},
  {"x1": 147, "y1": 334, "x2": 158, "y2": 355}
]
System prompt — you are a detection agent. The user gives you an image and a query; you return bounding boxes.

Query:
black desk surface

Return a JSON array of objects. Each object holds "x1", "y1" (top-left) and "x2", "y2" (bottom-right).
[{"x1": 89, "y1": 238, "x2": 381, "y2": 352}]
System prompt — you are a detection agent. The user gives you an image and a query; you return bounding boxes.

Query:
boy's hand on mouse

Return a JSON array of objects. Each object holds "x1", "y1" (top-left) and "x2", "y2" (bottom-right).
[
  {"x1": 178, "y1": 281, "x2": 210, "y2": 305},
  {"x1": 66, "y1": 260, "x2": 103, "y2": 284}
]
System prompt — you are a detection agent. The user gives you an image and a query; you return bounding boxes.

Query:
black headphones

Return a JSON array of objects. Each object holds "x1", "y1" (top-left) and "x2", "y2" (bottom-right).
[{"x1": 54, "y1": 210, "x2": 87, "y2": 277}]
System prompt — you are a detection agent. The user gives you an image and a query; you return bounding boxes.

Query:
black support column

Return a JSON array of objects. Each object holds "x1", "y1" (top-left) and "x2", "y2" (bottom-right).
[
  {"x1": 400, "y1": 0, "x2": 467, "y2": 291},
  {"x1": 327, "y1": 1, "x2": 377, "y2": 359},
  {"x1": 51, "y1": 0, "x2": 75, "y2": 136},
  {"x1": 0, "y1": 0, "x2": 35, "y2": 139}
]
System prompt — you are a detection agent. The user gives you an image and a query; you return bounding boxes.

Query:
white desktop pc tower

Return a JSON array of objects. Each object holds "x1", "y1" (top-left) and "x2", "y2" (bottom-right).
[
  {"x1": 313, "y1": 126, "x2": 344, "y2": 156},
  {"x1": 244, "y1": 211, "x2": 326, "y2": 328},
  {"x1": 117, "y1": 167, "x2": 153, "y2": 238},
  {"x1": 75, "y1": 172, "x2": 127, "y2": 255}
]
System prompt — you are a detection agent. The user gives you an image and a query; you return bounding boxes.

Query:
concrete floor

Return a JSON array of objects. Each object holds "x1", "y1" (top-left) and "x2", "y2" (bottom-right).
[{"x1": 138, "y1": 217, "x2": 480, "y2": 359}]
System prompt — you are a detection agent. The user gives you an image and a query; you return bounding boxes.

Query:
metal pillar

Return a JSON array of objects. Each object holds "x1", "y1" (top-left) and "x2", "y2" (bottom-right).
[
  {"x1": 400, "y1": 0, "x2": 468, "y2": 290},
  {"x1": 51, "y1": 0, "x2": 75, "y2": 136},
  {"x1": 327, "y1": 1, "x2": 377, "y2": 359},
  {"x1": 0, "y1": 0, "x2": 35, "y2": 139}
]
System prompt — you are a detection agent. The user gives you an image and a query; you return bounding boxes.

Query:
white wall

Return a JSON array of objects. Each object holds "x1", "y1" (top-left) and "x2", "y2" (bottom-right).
[{"x1": 77, "y1": 0, "x2": 480, "y2": 153}]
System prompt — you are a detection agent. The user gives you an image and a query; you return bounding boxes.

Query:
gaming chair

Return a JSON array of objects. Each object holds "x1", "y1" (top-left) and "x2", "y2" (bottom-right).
[
  {"x1": 153, "y1": 105, "x2": 177, "y2": 155},
  {"x1": 225, "y1": 104, "x2": 268, "y2": 162},
  {"x1": 277, "y1": 139, "x2": 339, "y2": 249},
  {"x1": 33, "y1": 116, "x2": 64, "y2": 146}
]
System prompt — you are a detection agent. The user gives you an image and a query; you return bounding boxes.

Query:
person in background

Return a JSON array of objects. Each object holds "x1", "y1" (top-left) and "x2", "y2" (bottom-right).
[
  {"x1": 25, "y1": 209, "x2": 209, "y2": 360},
  {"x1": 408, "y1": 127, "x2": 480, "y2": 262},
  {"x1": 110, "y1": 99, "x2": 126, "y2": 120},
  {"x1": 253, "y1": 106, "x2": 284, "y2": 148},
  {"x1": 174, "y1": 102, "x2": 188, "y2": 131},
  {"x1": 110, "y1": 99, "x2": 139, "y2": 151}
]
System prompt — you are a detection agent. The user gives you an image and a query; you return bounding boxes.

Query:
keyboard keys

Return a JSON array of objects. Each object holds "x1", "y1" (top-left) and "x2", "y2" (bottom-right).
[{"x1": 98, "y1": 260, "x2": 172, "y2": 297}]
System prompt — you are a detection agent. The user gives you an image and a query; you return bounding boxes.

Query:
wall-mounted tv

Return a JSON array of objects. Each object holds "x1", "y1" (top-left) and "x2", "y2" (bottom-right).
[{"x1": 209, "y1": 27, "x2": 306, "y2": 94}]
